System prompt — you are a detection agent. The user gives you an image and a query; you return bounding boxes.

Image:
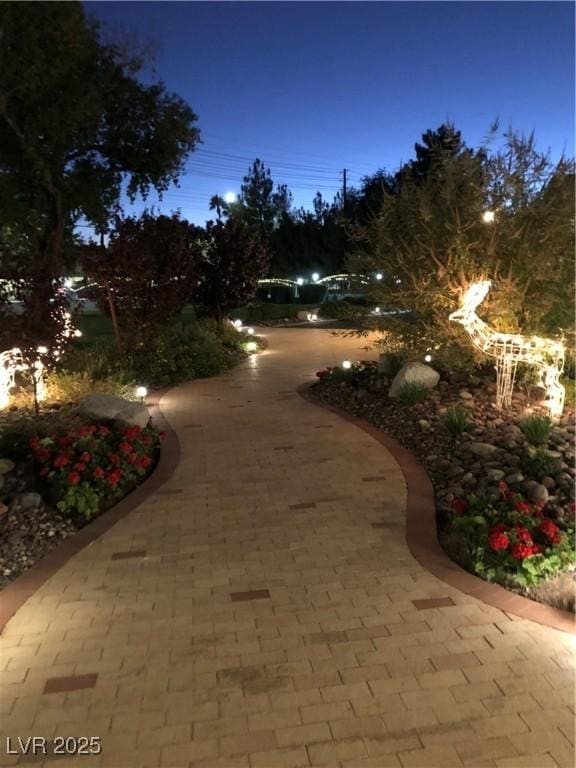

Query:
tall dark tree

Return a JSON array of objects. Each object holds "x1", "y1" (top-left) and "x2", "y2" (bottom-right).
[
  {"x1": 0, "y1": 2, "x2": 200, "y2": 351},
  {"x1": 406, "y1": 122, "x2": 472, "y2": 182},
  {"x1": 196, "y1": 219, "x2": 269, "y2": 326},
  {"x1": 238, "y1": 159, "x2": 292, "y2": 238},
  {"x1": 80, "y1": 213, "x2": 204, "y2": 342}
]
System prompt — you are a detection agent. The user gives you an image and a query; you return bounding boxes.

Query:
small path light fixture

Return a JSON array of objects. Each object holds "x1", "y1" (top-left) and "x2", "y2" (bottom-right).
[
  {"x1": 135, "y1": 385, "x2": 148, "y2": 401},
  {"x1": 341, "y1": 360, "x2": 352, "y2": 370}
]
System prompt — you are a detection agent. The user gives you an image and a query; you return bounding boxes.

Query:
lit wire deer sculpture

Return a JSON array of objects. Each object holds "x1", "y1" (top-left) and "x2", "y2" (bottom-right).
[{"x1": 449, "y1": 281, "x2": 565, "y2": 419}]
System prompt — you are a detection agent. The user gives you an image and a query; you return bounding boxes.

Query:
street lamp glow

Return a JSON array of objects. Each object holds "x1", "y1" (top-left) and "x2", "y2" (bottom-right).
[
  {"x1": 296, "y1": 277, "x2": 304, "y2": 286},
  {"x1": 375, "y1": 272, "x2": 383, "y2": 280},
  {"x1": 482, "y1": 210, "x2": 495, "y2": 223},
  {"x1": 312, "y1": 272, "x2": 320, "y2": 282},
  {"x1": 233, "y1": 319, "x2": 242, "y2": 329},
  {"x1": 224, "y1": 192, "x2": 236, "y2": 204}
]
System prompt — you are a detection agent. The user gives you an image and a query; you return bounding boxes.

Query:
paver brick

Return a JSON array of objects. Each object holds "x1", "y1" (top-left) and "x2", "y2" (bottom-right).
[
  {"x1": 2, "y1": 329, "x2": 574, "y2": 768},
  {"x1": 307, "y1": 737, "x2": 368, "y2": 765},
  {"x1": 275, "y1": 722, "x2": 331, "y2": 747}
]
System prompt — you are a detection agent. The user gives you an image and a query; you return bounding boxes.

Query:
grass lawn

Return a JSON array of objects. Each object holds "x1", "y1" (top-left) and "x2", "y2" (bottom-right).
[{"x1": 76, "y1": 306, "x2": 197, "y2": 346}]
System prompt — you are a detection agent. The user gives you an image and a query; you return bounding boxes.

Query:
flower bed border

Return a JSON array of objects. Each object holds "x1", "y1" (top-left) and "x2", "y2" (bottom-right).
[
  {"x1": 298, "y1": 382, "x2": 575, "y2": 635},
  {"x1": 0, "y1": 388, "x2": 180, "y2": 634}
]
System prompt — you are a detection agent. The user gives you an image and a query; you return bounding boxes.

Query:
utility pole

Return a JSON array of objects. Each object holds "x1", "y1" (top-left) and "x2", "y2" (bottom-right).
[{"x1": 342, "y1": 168, "x2": 348, "y2": 208}]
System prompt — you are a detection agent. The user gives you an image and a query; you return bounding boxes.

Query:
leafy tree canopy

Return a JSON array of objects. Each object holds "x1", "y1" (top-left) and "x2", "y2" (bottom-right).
[
  {"x1": 0, "y1": 1, "x2": 200, "y2": 275},
  {"x1": 80, "y1": 212, "x2": 205, "y2": 342}
]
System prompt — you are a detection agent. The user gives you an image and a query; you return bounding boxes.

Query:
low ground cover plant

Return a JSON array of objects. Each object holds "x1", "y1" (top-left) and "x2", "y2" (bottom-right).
[
  {"x1": 440, "y1": 405, "x2": 471, "y2": 435},
  {"x1": 30, "y1": 423, "x2": 165, "y2": 522},
  {"x1": 447, "y1": 482, "x2": 575, "y2": 587},
  {"x1": 519, "y1": 414, "x2": 554, "y2": 446},
  {"x1": 396, "y1": 381, "x2": 428, "y2": 406}
]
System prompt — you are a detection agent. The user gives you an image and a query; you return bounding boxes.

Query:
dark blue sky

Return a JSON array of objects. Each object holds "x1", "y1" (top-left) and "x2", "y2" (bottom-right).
[{"x1": 86, "y1": 1, "x2": 574, "y2": 226}]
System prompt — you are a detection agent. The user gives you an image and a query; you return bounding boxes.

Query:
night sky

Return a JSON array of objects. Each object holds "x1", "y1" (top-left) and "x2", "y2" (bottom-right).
[{"x1": 85, "y1": 1, "x2": 574, "y2": 226}]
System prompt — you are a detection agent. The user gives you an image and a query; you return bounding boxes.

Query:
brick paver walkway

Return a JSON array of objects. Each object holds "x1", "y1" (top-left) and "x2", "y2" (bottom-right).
[{"x1": 1, "y1": 329, "x2": 574, "y2": 768}]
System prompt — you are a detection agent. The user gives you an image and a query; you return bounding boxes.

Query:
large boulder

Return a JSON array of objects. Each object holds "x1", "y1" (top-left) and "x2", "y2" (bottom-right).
[
  {"x1": 77, "y1": 394, "x2": 149, "y2": 429},
  {"x1": 389, "y1": 362, "x2": 440, "y2": 398}
]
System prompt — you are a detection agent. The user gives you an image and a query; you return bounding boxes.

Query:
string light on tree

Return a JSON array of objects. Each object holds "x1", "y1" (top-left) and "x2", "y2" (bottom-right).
[{"x1": 449, "y1": 281, "x2": 565, "y2": 418}]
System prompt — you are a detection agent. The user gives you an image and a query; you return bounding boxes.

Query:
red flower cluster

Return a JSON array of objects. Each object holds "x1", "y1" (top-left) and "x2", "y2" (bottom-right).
[
  {"x1": 30, "y1": 421, "x2": 162, "y2": 517},
  {"x1": 451, "y1": 498, "x2": 468, "y2": 515},
  {"x1": 539, "y1": 518, "x2": 561, "y2": 545},
  {"x1": 489, "y1": 530, "x2": 510, "y2": 551}
]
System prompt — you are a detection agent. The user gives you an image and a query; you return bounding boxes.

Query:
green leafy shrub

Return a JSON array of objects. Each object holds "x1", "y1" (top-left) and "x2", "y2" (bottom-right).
[
  {"x1": 31, "y1": 423, "x2": 163, "y2": 521},
  {"x1": 124, "y1": 324, "x2": 245, "y2": 388},
  {"x1": 232, "y1": 303, "x2": 316, "y2": 323},
  {"x1": 318, "y1": 300, "x2": 366, "y2": 320},
  {"x1": 396, "y1": 382, "x2": 428, "y2": 406},
  {"x1": 519, "y1": 414, "x2": 553, "y2": 446},
  {"x1": 61, "y1": 322, "x2": 247, "y2": 390},
  {"x1": 447, "y1": 483, "x2": 575, "y2": 587},
  {"x1": 521, "y1": 449, "x2": 562, "y2": 482},
  {"x1": 315, "y1": 361, "x2": 375, "y2": 384},
  {"x1": 440, "y1": 406, "x2": 471, "y2": 435}
]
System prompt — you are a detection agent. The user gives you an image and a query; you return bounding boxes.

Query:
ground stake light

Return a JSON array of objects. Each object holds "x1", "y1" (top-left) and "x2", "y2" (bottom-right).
[{"x1": 449, "y1": 281, "x2": 565, "y2": 418}]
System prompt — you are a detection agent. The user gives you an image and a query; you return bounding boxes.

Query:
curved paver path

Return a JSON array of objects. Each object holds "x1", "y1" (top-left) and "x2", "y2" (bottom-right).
[{"x1": 1, "y1": 329, "x2": 574, "y2": 768}]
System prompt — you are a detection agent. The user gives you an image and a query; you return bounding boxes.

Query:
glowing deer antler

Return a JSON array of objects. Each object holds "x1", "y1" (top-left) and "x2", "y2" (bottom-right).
[{"x1": 449, "y1": 281, "x2": 565, "y2": 419}]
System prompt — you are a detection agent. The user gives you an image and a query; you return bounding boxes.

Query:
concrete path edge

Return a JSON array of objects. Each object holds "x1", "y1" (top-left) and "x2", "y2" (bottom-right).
[
  {"x1": 298, "y1": 382, "x2": 575, "y2": 635},
  {"x1": 0, "y1": 388, "x2": 180, "y2": 634}
]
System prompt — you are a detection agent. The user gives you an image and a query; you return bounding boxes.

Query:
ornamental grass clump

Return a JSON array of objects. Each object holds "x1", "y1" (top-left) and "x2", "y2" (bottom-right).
[
  {"x1": 396, "y1": 382, "x2": 428, "y2": 406},
  {"x1": 448, "y1": 482, "x2": 575, "y2": 587},
  {"x1": 30, "y1": 423, "x2": 165, "y2": 522},
  {"x1": 440, "y1": 405, "x2": 471, "y2": 435},
  {"x1": 519, "y1": 414, "x2": 553, "y2": 446}
]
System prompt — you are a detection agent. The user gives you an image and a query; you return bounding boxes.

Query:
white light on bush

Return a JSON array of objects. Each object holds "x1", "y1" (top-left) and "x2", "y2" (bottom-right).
[
  {"x1": 424, "y1": 354, "x2": 432, "y2": 362},
  {"x1": 373, "y1": 307, "x2": 381, "y2": 315},
  {"x1": 310, "y1": 313, "x2": 318, "y2": 321},
  {"x1": 246, "y1": 341, "x2": 258, "y2": 353},
  {"x1": 375, "y1": 272, "x2": 383, "y2": 280},
  {"x1": 246, "y1": 327, "x2": 255, "y2": 335},
  {"x1": 342, "y1": 360, "x2": 352, "y2": 369},
  {"x1": 482, "y1": 210, "x2": 495, "y2": 223},
  {"x1": 312, "y1": 272, "x2": 320, "y2": 283},
  {"x1": 136, "y1": 385, "x2": 148, "y2": 400},
  {"x1": 233, "y1": 319, "x2": 242, "y2": 329}
]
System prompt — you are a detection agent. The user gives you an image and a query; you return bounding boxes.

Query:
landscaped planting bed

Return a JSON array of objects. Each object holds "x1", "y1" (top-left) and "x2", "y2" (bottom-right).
[
  {"x1": 311, "y1": 361, "x2": 575, "y2": 611},
  {"x1": 0, "y1": 410, "x2": 164, "y2": 588}
]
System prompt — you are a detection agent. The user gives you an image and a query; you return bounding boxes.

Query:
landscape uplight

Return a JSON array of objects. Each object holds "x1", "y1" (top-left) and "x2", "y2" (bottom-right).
[
  {"x1": 424, "y1": 354, "x2": 432, "y2": 363},
  {"x1": 136, "y1": 385, "x2": 148, "y2": 401}
]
